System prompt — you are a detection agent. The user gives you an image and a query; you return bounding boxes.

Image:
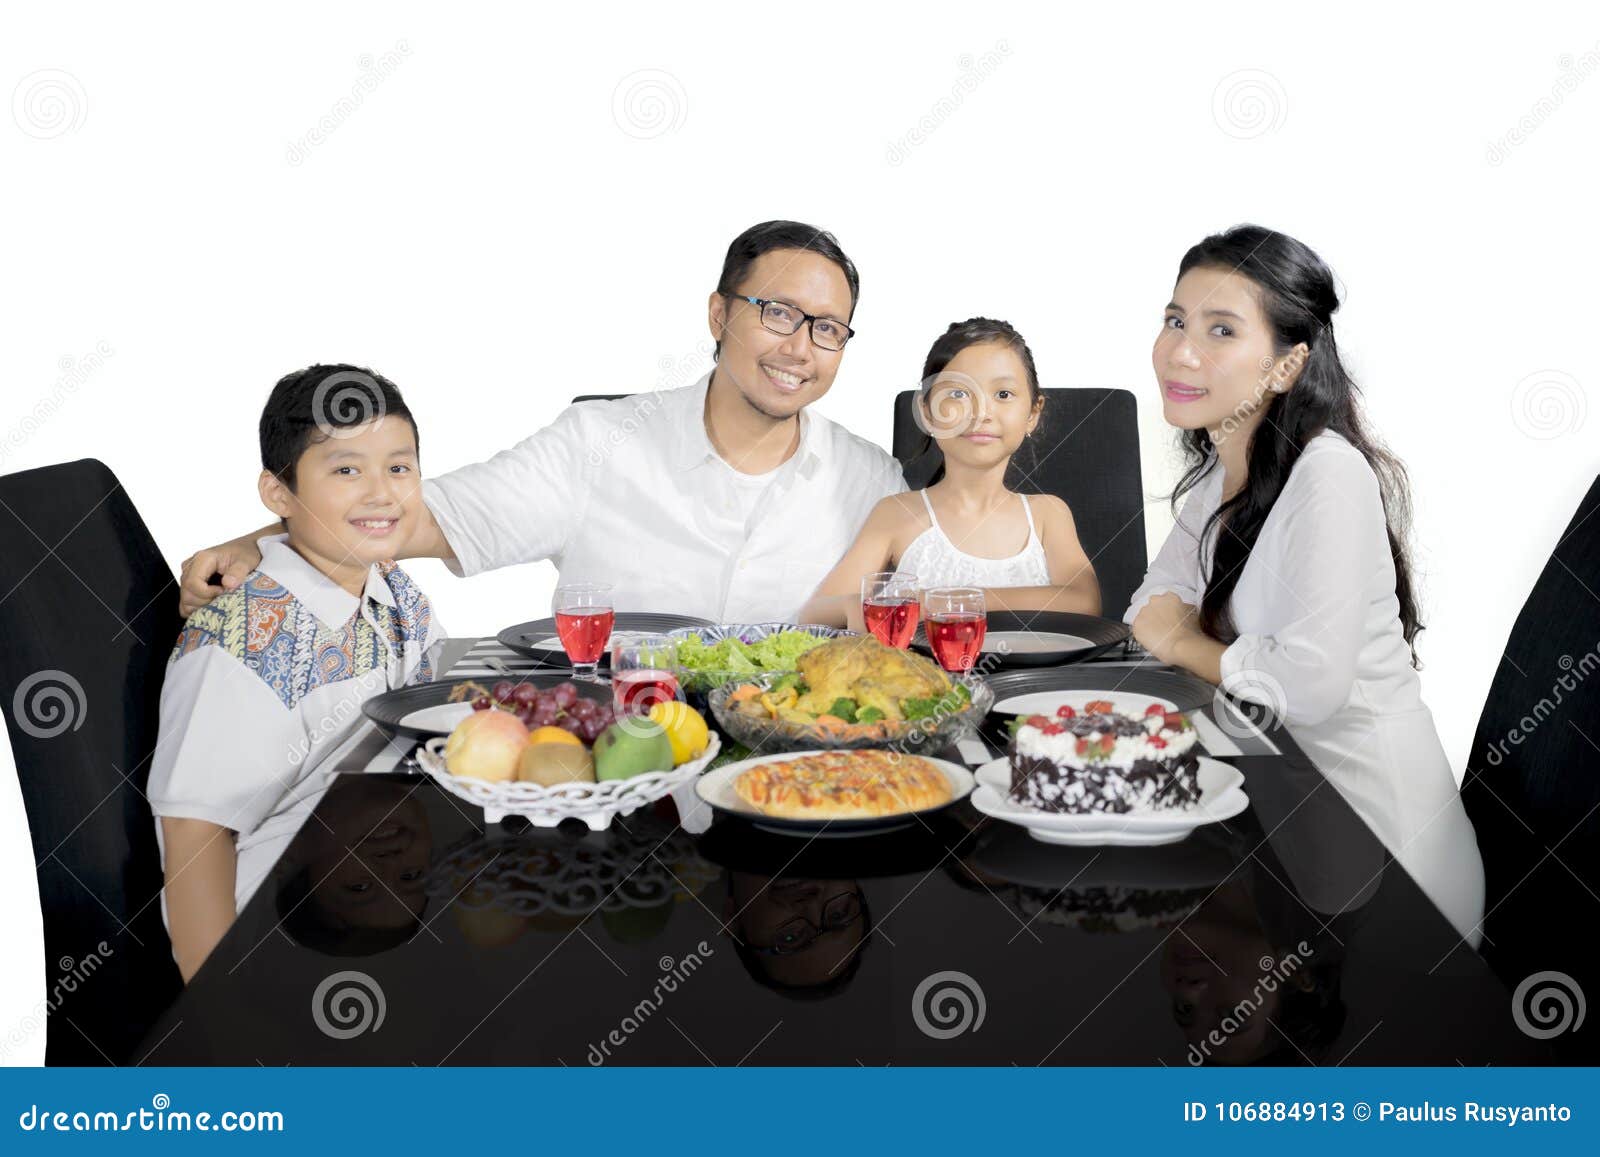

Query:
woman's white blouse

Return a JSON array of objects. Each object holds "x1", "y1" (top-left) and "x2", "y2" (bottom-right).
[{"x1": 1126, "y1": 431, "x2": 1484, "y2": 943}]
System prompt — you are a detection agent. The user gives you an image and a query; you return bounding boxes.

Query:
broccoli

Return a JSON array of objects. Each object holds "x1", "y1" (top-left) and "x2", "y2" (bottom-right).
[{"x1": 901, "y1": 683, "x2": 971, "y2": 722}]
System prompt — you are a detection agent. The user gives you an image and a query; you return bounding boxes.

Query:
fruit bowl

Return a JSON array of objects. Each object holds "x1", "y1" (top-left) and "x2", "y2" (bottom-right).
[
  {"x1": 666, "y1": 622, "x2": 855, "y2": 705},
  {"x1": 414, "y1": 732, "x2": 721, "y2": 829},
  {"x1": 707, "y1": 671, "x2": 994, "y2": 756}
]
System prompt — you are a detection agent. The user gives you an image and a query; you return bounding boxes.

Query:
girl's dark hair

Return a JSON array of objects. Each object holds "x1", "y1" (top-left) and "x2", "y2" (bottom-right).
[
  {"x1": 912, "y1": 317, "x2": 1042, "y2": 485},
  {"x1": 1170, "y1": 225, "x2": 1423, "y2": 663}
]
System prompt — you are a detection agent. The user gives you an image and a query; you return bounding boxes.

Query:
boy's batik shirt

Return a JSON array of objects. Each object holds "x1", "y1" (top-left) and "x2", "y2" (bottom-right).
[{"x1": 148, "y1": 534, "x2": 442, "y2": 917}]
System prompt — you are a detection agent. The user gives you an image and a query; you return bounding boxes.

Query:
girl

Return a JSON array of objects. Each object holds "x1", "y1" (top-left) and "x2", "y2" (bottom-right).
[
  {"x1": 800, "y1": 318, "x2": 1099, "y2": 630},
  {"x1": 1127, "y1": 224, "x2": 1483, "y2": 944}
]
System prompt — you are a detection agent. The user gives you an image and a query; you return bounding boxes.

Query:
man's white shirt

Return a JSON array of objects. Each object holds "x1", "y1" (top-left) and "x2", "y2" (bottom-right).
[{"x1": 421, "y1": 373, "x2": 907, "y2": 620}]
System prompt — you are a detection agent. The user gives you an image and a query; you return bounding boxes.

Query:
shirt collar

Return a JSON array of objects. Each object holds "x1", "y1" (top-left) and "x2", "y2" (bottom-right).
[
  {"x1": 671, "y1": 370, "x2": 829, "y2": 478},
  {"x1": 256, "y1": 534, "x2": 394, "y2": 631}
]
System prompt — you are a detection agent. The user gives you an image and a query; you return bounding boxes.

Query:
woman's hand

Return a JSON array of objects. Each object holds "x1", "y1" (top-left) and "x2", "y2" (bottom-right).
[{"x1": 1131, "y1": 592, "x2": 1201, "y2": 664}]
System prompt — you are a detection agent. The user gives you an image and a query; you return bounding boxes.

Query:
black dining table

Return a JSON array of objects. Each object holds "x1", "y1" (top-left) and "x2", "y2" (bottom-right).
[{"x1": 134, "y1": 637, "x2": 1550, "y2": 1066}]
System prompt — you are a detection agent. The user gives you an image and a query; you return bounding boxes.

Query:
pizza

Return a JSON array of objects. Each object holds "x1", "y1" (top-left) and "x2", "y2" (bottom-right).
[{"x1": 732, "y1": 750, "x2": 954, "y2": 819}]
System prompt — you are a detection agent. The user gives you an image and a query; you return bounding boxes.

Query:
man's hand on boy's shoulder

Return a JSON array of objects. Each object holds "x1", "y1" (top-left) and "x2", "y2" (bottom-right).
[{"x1": 179, "y1": 527, "x2": 269, "y2": 617}]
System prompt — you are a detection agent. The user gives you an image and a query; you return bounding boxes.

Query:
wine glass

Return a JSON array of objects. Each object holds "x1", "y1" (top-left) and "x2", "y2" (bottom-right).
[
  {"x1": 924, "y1": 586, "x2": 987, "y2": 673},
  {"x1": 553, "y1": 582, "x2": 614, "y2": 682},
  {"x1": 610, "y1": 634, "x2": 682, "y2": 716},
  {"x1": 861, "y1": 571, "x2": 920, "y2": 648}
]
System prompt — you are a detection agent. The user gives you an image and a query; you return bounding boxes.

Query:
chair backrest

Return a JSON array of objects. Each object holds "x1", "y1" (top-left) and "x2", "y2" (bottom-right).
[
  {"x1": 1461, "y1": 471, "x2": 1600, "y2": 1062},
  {"x1": 893, "y1": 388, "x2": 1149, "y2": 617},
  {"x1": 0, "y1": 459, "x2": 182, "y2": 1063}
]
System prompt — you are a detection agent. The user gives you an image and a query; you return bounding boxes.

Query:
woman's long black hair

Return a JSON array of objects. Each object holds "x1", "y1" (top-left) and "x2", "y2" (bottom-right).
[{"x1": 1171, "y1": 225, "x2": 1423, "y2": 664}]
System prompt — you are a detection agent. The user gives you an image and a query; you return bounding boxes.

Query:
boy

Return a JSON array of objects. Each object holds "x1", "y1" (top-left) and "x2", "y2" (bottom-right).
[{"x1": 149, "y1": 364, "x2": 442, "y2": 981}]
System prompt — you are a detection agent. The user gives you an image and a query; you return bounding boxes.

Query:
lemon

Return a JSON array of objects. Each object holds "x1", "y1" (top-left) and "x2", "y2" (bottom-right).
[{"x1": 647, "y1": 702, "x2": 709, "y2": 764}]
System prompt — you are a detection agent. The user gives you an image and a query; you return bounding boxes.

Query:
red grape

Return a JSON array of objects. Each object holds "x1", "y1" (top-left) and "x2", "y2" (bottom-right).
[
  {"x1": 552, "y1": 683, "x2": 579, "y2": 709},
  {"x1": 511, "y1": 684, "x2": 539, "y2": 706},
  {"x1": 557, "y1": 715, "x2": 584, "y2": 735},
  {"x1": 531, "y1": 699, "x2": 560, "y2": 726},
  {"x1": 470, "y1": 696, "x2": 492, "y2": 711},
  {"x1": 492, "y1": 681, "x2": 516, "y2": 702}
]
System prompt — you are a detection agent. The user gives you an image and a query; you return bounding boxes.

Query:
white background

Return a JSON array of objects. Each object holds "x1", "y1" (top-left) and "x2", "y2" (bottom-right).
[{"x1": 2, "y1": 2, "x2": 1596, "y2": 1064}]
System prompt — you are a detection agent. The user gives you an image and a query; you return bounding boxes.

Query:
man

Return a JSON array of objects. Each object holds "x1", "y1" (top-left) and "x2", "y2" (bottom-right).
[{"x1": 179, "y1": 221, "x2": 907, "y2": 621}]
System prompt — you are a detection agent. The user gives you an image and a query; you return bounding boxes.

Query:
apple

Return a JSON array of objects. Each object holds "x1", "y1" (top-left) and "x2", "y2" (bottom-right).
[{"x1": 443, "y1": 708, "x2": 528, "y2": 782}]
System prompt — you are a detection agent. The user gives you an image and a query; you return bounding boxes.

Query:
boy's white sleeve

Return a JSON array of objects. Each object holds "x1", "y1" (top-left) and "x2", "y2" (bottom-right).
[{"x1": 148, "y1": 647, "x2": 307, "y2": 836}]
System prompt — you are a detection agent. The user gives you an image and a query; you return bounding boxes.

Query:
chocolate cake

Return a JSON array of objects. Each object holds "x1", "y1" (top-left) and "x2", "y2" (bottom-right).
[{"x1": 1007, "y1": 700, "x2": 1201, "y2": 814}]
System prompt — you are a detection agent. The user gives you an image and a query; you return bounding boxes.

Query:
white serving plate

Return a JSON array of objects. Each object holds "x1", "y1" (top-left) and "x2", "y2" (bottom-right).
[
  {"x1": 695, "y1": 749, "x2": 975, "y2": 837},
  {"x1": 969, "y1": 756, "x2": 1248, "y2": 846}
]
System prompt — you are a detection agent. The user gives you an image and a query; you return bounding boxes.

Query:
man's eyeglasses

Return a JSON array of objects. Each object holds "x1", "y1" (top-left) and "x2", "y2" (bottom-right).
[
  {"x1": 747, "y1": 890, "x2": 864, "y2": 957},
  {"x1": 721, "y1": 293, "x2": 855, "y2": 352}
]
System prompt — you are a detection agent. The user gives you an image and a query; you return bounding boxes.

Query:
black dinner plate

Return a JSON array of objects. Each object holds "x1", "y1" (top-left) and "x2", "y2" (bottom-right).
[
  {"x1": 497, "y1": 612, "x2": 714, "y2": 668},
  {"x1": 362, "y1": 675, "x2": 612, "y2": 743},
  {"x1": 911, "y1": 610, "x2": 1128, "y2": 669},
  {"x1": 977, "y1": 665, "x2": 1217, "y2": 752}
]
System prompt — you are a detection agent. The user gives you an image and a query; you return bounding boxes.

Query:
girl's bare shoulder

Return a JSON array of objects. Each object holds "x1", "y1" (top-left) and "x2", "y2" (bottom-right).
[
  {"x1": 1025, "y1": 492, "x2": 1078, "y2": 534},
  {"x1": 871, "y1": 489, "x2": 930, "y2": 526}
]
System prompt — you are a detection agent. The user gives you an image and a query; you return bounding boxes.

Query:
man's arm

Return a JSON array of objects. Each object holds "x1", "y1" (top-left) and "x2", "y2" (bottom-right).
[
  {"x1": 178, "y1": 502, "x2": 454, "y2": 617},
  {"x1": 159, "y1": 817, "x2": 237, "y2": 983}
]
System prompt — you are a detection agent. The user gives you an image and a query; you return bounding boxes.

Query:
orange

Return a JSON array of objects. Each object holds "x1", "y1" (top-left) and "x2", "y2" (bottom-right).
[{"x1": 526, "y1": 726, "x2": 585, "y2": 749}]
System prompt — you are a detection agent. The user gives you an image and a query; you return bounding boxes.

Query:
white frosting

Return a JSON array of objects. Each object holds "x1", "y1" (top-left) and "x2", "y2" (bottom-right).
[{"x1": 1015, "y1": 715, "x2": 1198, "y2": 769}]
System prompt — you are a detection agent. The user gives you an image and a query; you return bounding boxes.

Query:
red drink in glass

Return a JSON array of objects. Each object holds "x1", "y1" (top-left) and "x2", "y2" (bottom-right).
[
  {"x1": 555, "y1": 608, "x2": 614, "y2": 665},
  {"x1": 927, "y1": 612, "x2": 987, "y2": 672},
  {"x1": 860, "y1": 571, "x2": 920, "y2": 649},
  {"x1": 613, "y1": 668, "x2": 681, "y2": 715},
  {"x1": 863, "y1": 598, "x2": 921, "y2": 648}
]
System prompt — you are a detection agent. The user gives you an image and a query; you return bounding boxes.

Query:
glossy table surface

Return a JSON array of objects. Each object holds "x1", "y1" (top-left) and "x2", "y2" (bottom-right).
[{"x1": 137, "y1": 640, "x2": 1547, "y2": 1066}]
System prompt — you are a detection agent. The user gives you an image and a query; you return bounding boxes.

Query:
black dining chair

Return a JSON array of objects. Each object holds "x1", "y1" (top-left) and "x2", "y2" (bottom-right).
[
  {"x1": 0, "y1": 458, "x2": 183, "y2": 1064},
  {"x1": 892, "y1": 388, "x2": 1149, "y2": 618},
  {"x1": 1461, "y1": 471, "x2": 1600, "y2": 1063}
]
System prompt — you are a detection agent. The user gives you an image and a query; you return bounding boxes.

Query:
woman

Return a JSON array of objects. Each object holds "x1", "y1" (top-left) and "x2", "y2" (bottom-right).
[{"x1": 1127, "y1": 224, "x2": 1484, "y2": 944}]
